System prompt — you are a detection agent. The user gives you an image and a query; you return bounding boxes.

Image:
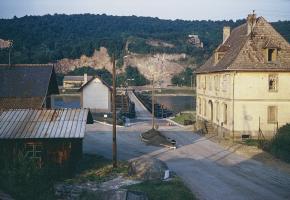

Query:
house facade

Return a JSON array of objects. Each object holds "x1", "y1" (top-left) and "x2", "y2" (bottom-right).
[
  {"x1": 196, "y1": 14, "x2": 290, "y2": 139},
  {"x1": 79, "y1": 76, "x2": 112, "y2": 112}
]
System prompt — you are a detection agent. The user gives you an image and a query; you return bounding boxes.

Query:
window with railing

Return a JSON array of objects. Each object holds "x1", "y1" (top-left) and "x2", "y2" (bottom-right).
[{"x1": 268, "y1": 74, "x2": 278, "y2": 92}]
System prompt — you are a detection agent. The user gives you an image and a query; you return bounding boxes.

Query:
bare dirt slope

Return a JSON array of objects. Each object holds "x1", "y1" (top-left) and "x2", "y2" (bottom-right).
[
  {"x1": 55, "y1": 47, "x2": 112, "y2": 73},
  {"x1": 54, "y1": 47, "x2": 191, "y2": 86},
  {"x1": 124, "y1": 53, "x2": 188, "y2": 86}
]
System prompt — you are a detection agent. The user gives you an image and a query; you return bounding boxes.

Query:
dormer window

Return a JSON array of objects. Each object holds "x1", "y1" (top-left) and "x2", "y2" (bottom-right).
[
  {"x1": 215, "y1": 52, "x2": 225, "y2": 64},
  {"x1": 267, "y1": 48, "x2": 277, "y2": 62}
]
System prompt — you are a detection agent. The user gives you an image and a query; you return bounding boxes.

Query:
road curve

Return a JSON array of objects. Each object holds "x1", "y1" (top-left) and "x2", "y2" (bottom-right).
[{"x1": 84, "y1": 121, "x2": 290, "y2": 200}]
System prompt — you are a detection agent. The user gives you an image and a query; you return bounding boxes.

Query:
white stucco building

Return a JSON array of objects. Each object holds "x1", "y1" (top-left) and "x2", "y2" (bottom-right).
[
  {"x1": 196, "y1": 14, "x2": 290, "y2": 139},
  {"x1": 79, "y1": 76, "x2": 112, "y2": 112}
]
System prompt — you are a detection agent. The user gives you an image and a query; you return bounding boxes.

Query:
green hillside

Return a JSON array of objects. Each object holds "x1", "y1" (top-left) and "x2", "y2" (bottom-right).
[{"x1": 0, "y1": 14, "x2": 289, "y2": 66}]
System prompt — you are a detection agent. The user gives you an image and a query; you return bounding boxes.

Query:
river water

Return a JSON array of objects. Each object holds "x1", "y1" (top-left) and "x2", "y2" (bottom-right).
[
  {"x1": 52, "y1": 95, "x2": 195, "y2": 113},
  {"x1": 156, "y1": 96, "x2": 196, "y2": 114}
]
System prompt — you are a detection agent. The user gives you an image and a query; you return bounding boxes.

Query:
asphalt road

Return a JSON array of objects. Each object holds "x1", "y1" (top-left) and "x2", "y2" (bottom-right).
[{"x1": 83, "y1": 92, "x2": 290, "y2": 200}]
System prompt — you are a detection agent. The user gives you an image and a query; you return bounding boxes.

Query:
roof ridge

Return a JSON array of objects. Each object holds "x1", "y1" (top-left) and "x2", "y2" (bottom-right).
[{"x1": 0, "y1": 64, "x2": 54, "y2": 67}]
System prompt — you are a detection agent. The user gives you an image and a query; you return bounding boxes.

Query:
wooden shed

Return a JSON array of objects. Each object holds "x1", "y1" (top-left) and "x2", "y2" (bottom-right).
[
  {"x1": 0, "y1": 109, "x2": 93, "y2": 167},
  {"x1": 79, "y1": 76, "x2": 112, "y2": 112},
  {"x1": 0, "y1": 64, "x2": 59, "y2": 109}
]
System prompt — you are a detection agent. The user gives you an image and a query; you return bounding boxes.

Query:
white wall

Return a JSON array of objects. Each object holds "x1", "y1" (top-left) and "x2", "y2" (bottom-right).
[{"x1": 81, "y1": 78, "x2": 111, "y2": 112}]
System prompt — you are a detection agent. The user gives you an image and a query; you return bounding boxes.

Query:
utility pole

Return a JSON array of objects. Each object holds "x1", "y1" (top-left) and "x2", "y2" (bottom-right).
[
  {"x1": 151, "y1": 75, "x2": 155, "y2": 129},
  {"x1": 112, "y1": 54, "x2": 117, "y2": 168},
  {"x1": 8, "y1": 40, "x2": 13, "y2": 66}
]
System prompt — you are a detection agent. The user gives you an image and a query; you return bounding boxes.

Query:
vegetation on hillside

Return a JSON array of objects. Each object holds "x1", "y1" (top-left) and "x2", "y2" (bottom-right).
[
  {"x1": 57, "y1": 66, "x2": 113, "y2": 86},
  {"x1": 171, "y1": 67, "x2": 195, "y2": 87},
  {"x1": 0, "y1": 14, "x2": 289, "y2": 67},
  {"x1": 57, "y1": 66, "x2": 148, "y2": 86},
  {"x1": 124, "y1": 65, "x2": 150, "y2": 86}
]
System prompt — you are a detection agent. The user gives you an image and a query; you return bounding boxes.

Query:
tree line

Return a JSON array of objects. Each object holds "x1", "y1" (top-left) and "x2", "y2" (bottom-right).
[{"x1": 0, "y1": 14, "x2": 289, "y2": 67}]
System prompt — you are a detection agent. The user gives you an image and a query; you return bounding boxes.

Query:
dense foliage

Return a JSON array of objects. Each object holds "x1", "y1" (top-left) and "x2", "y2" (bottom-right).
[
  {"x1": 0, "y1": 14, "x2": 289, "y2": 66},
  {"x1": 124, "y1": 65, "x2": 150, "y2": 86},
  {"x1": 171, "y1": 67, "x2": 195, "y2": 87},
  {"x1": 0, "y1": 153, "x2": 57, "y2": 200},
  {"x1": 267, "y1": 124, "x2": 290, "y2": 163},
  {"x1": 57, "y1": 66, "x2": 113, "y2": 86},
  {"x1": 58, "y1": 66, "x2": 148, "y2": 87}
]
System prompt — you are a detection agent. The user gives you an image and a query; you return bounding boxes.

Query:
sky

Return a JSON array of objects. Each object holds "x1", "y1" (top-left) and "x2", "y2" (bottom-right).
[{"x1": 0, "y1": 0, "x2": 289, "y2": 21}]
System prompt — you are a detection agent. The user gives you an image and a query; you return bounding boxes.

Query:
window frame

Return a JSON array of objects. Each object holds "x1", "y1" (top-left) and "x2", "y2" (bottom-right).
[
  {"x1": 268, "y1": 74, "x2": 278, "y2": 92},
  {"x1": 215, "y1": 101, "x2": 219, "y2": 122},
  {"x1": 267, "y1": 106, "x2": 278, "y2": 124},
  {"x1": 266, "y1": 48, "x2": 277, "y2": 62}
]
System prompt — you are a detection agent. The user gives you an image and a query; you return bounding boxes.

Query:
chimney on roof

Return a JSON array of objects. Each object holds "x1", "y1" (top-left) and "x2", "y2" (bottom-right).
[
  {"x1": 247, "y1": 11, "x2": 257, "y2": 36},
  {"x1": 83, "y1": 73, "x2": 88, "y2": 84},
  {"x1": 223, "y1": 27, "x2": 231, "y2": 44}
]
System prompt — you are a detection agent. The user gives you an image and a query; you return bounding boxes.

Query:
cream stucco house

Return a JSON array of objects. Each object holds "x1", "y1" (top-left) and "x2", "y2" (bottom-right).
[{"x1": 196, "y1": 14, "x2": 290, "y2": 139}]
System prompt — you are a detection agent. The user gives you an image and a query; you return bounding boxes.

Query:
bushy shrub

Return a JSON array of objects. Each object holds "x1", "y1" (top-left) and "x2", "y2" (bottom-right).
[
  {"x1": 0, "y1": 153, "x2": 59, "y2": 200},
  {"x1": 268, "y1": 123, "x2": 290, "y2": 163}
]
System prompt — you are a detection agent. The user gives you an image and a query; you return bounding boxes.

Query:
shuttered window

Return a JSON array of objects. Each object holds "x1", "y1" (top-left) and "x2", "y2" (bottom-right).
[{"x1": 268, "y1": 106, "x2": 277, "y2": 123}]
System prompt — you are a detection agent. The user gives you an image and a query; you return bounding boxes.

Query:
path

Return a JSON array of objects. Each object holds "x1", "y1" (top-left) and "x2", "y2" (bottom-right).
[{"x1": 127, "y1": 91, "x2": 152, "y2": 120}]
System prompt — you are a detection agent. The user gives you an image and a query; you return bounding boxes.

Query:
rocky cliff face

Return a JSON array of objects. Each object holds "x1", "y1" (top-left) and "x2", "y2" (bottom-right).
[
  {"x1": 55, "y1": 47, "x2": 192, "y2": 86},
  {"x1": 124, "y1": 53, "x2": 188, "y2": 86},
  {"x1": 55, "y1": 47, "x2": 112, "y2": 73}
]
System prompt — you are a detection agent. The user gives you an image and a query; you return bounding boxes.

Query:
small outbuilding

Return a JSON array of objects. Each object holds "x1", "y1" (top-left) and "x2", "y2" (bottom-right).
[
  {"x1": 63, "y1": 74, "x2": 93, "y2": 89},
  {"x1": 0, "y1": 109, "x2": 93, "y2": 167},
  {"x1": 79, "y1": 76, "x2": 112, "y2": 112},
  {"x1": 0, "y1": 64, "x2": 59, "y2": 109}
]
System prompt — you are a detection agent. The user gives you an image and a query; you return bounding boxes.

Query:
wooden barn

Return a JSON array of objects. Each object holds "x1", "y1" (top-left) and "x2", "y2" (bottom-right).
[
  {"x1": 0, "y1": 109, "x2": 93, "y2": 167},
  {"x1": 0, "y1": 64, "x2": 59, "y2": 109},
  {"x1": 79, "y1": 76, "x2": 112, "y2": 112}
]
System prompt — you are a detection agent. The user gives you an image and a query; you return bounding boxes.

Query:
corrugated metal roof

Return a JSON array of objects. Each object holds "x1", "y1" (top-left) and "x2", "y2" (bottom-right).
[
  {"x1": 0, "y1": 109, "x2": 89, "y2": 139},
  {"x1": 0, "y1": 65, "x2": 56, "y2": 98}
]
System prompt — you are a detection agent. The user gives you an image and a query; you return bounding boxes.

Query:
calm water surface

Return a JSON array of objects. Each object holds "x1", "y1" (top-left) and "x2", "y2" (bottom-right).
[
  {"x1": 52, "y1": 95, "x2": 195, "y2": 113},
  {"x1": 52, "y1": 95, "x2": 80, "y2": 109},
  {"x1": 156, "y1": 96, "x2": 195, "y2": 114}
]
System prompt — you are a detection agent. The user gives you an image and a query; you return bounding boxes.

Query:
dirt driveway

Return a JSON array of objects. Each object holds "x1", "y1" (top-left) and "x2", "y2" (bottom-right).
[{"x1": 84, "y1": 121, "x2": 290, "y2": 200}]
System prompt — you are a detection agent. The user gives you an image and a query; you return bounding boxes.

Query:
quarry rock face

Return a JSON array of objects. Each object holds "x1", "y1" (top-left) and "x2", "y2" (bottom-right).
[
  {"x1": 124, "y1": 53, "x2": 188, "y2": 86},
  {"x1": 55, "y1": 47, "x2": 112, "y2": 74},
  {"x1": 55, "y1": 47, "x2": 192, "y2": 86}
]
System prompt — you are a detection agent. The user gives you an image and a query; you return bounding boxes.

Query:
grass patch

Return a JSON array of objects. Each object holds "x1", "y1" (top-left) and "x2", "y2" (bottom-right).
[
  {"x1": 66, "y1": 154, "x2": 129, "y2": 184},
  {"x1": 241, "y1": 139, "x2": 260, "y2": 147},
  {"x1": 125, "y1": 177, "x2": 196, "y2": 200},
  {"x1": 172, "y1": 112, "x2": 195, "y2": 125}
]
